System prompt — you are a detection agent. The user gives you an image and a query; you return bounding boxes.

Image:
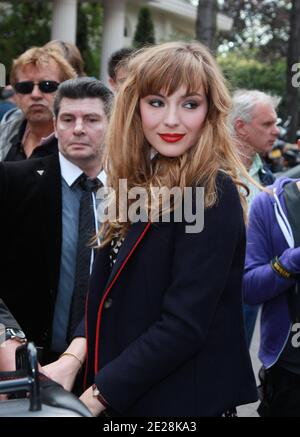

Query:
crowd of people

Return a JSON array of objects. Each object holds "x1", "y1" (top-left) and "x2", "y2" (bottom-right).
[{"x1": 0, "y1": 37, "x2": 299, "y2": 418}]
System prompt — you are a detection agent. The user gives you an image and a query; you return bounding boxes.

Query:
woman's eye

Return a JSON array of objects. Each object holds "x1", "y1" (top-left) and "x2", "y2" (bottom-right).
[
  {"x1": 183, "y1": 101, "x2": 199, "y2": 109},
  {"x1": 149, "y1": 99, "x2": 164, "y2": 108}
]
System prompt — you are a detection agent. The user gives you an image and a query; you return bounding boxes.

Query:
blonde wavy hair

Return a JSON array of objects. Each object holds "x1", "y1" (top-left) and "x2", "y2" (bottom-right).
[
  {"x1": 10, "y1": 46, "x2": 77, "y2": 85},
  {"x1": 100, "y1": 41, "x2": 250, "y2": 246}
]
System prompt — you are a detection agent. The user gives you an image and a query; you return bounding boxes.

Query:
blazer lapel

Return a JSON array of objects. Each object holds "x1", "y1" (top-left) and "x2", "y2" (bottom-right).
[
  {"x1": 105, "y1": 221, "x2": 151, "y2": 290},
  {"x1": 93, "y1": 220, "x2": 151, "y2": 375}
]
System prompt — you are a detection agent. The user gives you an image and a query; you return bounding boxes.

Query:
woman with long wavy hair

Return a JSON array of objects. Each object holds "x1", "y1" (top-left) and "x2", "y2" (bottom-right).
[{"x1": 46, "y1": 41, "x2": 258, "y2": 417}]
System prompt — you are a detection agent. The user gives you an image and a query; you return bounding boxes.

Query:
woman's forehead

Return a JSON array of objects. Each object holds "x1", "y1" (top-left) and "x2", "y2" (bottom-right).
[
  {"x1": 141, "y1": 84, "x2": 207, "y2": 98},
  {"x1": 143, "y1": 84, "x2": 206, "y2": 97}
]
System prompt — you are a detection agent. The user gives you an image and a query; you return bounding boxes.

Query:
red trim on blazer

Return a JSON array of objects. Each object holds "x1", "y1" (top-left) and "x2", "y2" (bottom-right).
[
  {"x1": 94, "y1": 222, "x2": 151, "y2": 375},
  {"x1": 83, "y1": 286, "x2": 90, "y2": 389}
]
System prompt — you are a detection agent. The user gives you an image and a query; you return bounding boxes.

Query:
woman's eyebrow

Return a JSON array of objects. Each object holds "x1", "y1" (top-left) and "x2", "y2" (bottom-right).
[{"x1": 183, "y1": 92, "x2": 203, "y2": 98}]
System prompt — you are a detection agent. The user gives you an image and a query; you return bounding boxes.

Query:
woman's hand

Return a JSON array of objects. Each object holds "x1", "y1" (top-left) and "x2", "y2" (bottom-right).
[
  {"x1": 41, "y1": 337, "x2": 86, "y2": 391},
  {"x1": 42, "y1": 354, "x2": 80, "y2": 391}
]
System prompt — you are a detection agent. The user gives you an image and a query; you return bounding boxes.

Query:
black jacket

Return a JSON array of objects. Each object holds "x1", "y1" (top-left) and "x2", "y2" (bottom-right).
[
  {"x1": 0, "y1": 144, "x2": 62, "y2": 352},
  {"x1": 79, "y1": 173, "x2": 258, "y2": 416}
]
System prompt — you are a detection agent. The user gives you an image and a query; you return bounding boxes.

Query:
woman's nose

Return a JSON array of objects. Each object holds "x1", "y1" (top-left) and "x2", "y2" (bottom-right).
[{"x1": 164, "y1": 106, "x2": 180, "y2": 127}]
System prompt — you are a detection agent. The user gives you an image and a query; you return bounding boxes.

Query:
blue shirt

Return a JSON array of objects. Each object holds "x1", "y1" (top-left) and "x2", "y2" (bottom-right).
[{"x1": 51, "y1": 153, "x2": 104, "y2": 353}]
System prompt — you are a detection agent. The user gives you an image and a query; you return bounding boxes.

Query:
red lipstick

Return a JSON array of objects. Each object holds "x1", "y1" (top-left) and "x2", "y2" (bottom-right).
[{"x1": 159, "y1": 133, "x2": 185, "y2": 143}]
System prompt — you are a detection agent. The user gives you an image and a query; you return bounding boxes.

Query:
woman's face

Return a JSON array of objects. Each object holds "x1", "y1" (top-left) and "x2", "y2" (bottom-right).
[{"x1": 139, "y1": 85, "x2": 208, "y2": 158}]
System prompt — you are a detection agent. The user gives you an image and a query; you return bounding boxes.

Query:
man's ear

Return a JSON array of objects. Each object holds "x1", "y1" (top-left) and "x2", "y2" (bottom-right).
[
  {"x1": 53, "y1": 117, "x2": 58, "y2": 139},
  {"x1": 234, "y1": 118, "x2": 248, "y2": 139},
  {"x1": 108, "y1": 77, "x2": 117, "y2": 93}
]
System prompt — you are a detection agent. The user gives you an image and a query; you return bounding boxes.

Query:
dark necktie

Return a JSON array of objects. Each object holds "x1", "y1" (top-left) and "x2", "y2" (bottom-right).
[{"x1": 67, "y1": 174, "x2": 102, "y2": 339}]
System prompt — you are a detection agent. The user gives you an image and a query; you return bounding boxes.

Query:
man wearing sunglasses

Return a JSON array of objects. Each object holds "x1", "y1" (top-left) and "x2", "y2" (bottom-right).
[
  {"x1": 0, "y1": 78, "x2": 113, "y2": 379},
  {"x1": 0, "y1": 46, "x2": 76, "y2": 161}
]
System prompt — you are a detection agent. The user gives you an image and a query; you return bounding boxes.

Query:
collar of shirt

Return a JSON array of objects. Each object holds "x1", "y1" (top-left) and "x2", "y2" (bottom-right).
[
  {"x1": 58, "y1": 151, "x2": 105, "y2": 187},
  {"x1": 248, "y1": 153, "x2": 264, "y2": 182},
  {"x1": 40, "y1": 132, "x2": 55, "y2": 145}
]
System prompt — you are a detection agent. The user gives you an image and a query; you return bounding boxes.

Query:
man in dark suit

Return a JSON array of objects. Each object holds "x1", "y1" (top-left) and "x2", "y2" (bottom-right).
[{"x1": 0, "y1": 77, "x2": 113, "y2": 367}]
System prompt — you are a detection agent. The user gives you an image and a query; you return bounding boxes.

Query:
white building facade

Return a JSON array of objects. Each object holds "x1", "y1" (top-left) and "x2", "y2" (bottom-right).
[{"x1": 50, "y1": 0, "x2": 232, "y2": 84}]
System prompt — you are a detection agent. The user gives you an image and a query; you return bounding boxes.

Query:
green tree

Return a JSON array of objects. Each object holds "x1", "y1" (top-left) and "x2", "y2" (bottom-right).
[
  {"x1": 133, "y1": 7, "x2": 155, "y2": 48},
  {"x1": 0, "y1": 1, "x2": 103, "y2": 81},
  {"x1": 76, "y1": 1, "x2": 103, "y2": 77},
  {"x1": 218, "y1": 0, "x2": 300, "y2": 139},
  {"x1": 218, "y1": 52, "x2": 288, "y2": 116},
  {"x1": 0, "y1": 1, "x2": 51, "y2": 80},
  {"x1": 218, "y1": 0, "x2": 290, "y2": 60}
]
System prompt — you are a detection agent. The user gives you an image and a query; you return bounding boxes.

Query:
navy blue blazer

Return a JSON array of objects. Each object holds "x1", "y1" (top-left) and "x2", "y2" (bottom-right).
[{"x1": 80, "y1": 173, "x2": 258, "y2": 416}]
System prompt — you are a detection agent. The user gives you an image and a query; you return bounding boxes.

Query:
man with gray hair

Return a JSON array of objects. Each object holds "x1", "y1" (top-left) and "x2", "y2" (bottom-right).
[
  {"x1": 230, "y1": 89, "x2": 280, "y2": 346},
  {"x1": 230, "y1": 89, "x2": 280, "y2": 204}
]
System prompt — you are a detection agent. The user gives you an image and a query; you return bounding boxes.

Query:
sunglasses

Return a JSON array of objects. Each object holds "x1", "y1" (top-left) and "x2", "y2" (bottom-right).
[{"x1": 14, "y1": 80, "x2": 59, "y2": 94}]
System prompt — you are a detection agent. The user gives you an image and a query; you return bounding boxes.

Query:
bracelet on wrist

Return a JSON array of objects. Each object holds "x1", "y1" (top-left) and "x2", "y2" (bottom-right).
[{"x1": 59, "y1": 352, "x2": 83, "y2": 367}]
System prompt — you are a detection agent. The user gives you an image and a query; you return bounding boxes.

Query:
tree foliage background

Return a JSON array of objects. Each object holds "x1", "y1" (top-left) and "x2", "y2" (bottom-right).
[
  {"x1": 133, "y1": 7, "x2": 155, "y2": 48},
  {"x1": 0, "y1": 0, "x2": 102, "y2": 79},
  {"x1": 218, "y1": 0, "x2": 290, "y2": 60},
  {"x1": 214, "y1": 0, "x2": 300, "y2": 140},
  {"x1": 219, "y1": 53, "x2": 288, "y2": 111},
  {"x1": 0, "y1": 1, "x2": 51, "y2": 81},
  {"x1": 76, "y1": 1, "x2": 102, "y2": 77}
]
